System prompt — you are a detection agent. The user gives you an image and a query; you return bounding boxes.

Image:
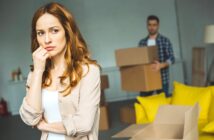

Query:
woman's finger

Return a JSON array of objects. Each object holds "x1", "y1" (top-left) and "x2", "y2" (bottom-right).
[
  {"x1": 39, "y1": 48, "x2": 48, "y2": 56},
  {"x1": 34, "y1": 46, "x2": 43, "y2": 53},
  {"x1": 43, "y1": 52, "x2": 50, "y2": 59}
]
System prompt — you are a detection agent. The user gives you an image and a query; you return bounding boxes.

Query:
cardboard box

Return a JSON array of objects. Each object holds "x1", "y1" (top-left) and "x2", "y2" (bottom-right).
[
  {"x1": 120, "y1": 105, "x2": 136, "y2": 124},
  {"x1": 113, "y1": 104, "x2": 199, "y2": 140},
  {"x1": 99, "y1": 105, "x2": 110, "y2": 131},
  {"x1": 100, "y1": 90, "x2": 106, "y2": 106},
  {"x1": 192, "y1": 47, "x2": 206, "y2": 86},
  {"x1": 120, "y1": 64, "x2": 162, "y2": 92},
  {"x1": 101, "y1": 75, "x2": 109, "y2": 90},
  {"x1": 100, "y1": 75, "x2": 109, "y2": 106},
  {"x1": 115, "y1": 46, "x2": 158, "y2": 67}
]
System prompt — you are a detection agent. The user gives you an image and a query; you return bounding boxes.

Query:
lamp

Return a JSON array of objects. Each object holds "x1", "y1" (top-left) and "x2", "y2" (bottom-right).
[
  {"x1": 204, "y1": 25, "x2": 214, "y2": 85},
  {"x1": 204, "y1": 25, "x2": 214, "y2": 43}
]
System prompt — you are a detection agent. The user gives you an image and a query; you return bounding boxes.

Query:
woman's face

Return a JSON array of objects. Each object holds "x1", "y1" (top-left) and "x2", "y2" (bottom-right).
[{"x1": 36, "y1": 13, "x2": 67, "y2": 57}]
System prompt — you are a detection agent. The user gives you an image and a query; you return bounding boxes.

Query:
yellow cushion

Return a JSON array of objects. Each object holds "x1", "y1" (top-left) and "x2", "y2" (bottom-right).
[
  {"x1": 134, "y1": 103, "x2": 150, "y2": 124},
  {"x1": 199, "y1": 133, "x2": 214, "y2": 140},
  {"x1": 208, "y1": 87, "x2": 214, "y2": 122},
  {"x1": 172, "y1": 81, "x2": 212, "y2": 122},
  {"x1": 137, "y1": 93, "x2": 171, "y2": 122},
  {"x1": 199, "y1": 119, "x2": 209, "y2": 133},
  {"x1": 202, "y1": 121, "x2": 214, "y2": 133},
  {"x1": 166, "y1": 97, "x2": 172, "y2": 104}
]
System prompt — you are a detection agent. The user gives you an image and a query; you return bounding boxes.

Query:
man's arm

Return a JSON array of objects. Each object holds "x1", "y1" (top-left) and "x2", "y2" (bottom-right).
[
  {"x1": 165, "y1": 39, "x2": 175, "y2": 65},
  {"x1": 138, "y1": 38, "x2": 148, "y2": 46},
  {"x1": 152, "y1": 38, "x2": 175, "y2": 71}
]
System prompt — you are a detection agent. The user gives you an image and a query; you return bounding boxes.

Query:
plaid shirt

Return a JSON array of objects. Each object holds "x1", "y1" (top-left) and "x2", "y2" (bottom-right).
[{"x1": 138, "y1": 34, "x2": 175, "y2": 85}]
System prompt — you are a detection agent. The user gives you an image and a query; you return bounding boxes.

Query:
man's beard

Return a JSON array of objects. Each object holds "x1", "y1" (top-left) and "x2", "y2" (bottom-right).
[{"x1": 149, "y1": 31, "x2": 158, "y2": 36}]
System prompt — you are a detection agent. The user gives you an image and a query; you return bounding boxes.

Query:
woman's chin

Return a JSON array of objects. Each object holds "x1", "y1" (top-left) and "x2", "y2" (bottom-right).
[
  {"x1": 48, "y1": 51, "x2": 62, "y2": 58},
  {"x1": 48, "y1": 52, "x2": 56, "y2": 58}
]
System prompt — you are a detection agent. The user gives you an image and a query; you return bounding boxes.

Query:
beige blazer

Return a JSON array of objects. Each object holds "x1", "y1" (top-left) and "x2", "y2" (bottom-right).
[{"x1": 19, "y1": 64, "x2": 101, "y2": 140}]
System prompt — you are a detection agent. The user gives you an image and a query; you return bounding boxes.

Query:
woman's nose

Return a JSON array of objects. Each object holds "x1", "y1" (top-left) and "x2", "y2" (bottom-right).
[{"x1": 45, "y1": 33, "x2": 51, "y2": 44}]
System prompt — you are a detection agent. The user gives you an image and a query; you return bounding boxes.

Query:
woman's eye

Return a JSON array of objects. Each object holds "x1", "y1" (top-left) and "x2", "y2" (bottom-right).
[
  {"x1": 37, "y1": 31, "x2": 44, "y2": 36},
  {"x1": 51, "y1": 29, "x2": 59, "y2": 34}
]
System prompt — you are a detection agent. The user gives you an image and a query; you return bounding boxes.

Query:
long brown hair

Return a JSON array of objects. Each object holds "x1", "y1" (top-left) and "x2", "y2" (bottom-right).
[{"x1": 31, "y1": 2, "x2": 99, "y2": 96}]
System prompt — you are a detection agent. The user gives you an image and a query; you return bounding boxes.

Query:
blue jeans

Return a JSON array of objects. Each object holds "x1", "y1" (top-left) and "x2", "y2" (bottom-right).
[{"x1": 162, "y1": 83, "x2": 170, "y2": 97}]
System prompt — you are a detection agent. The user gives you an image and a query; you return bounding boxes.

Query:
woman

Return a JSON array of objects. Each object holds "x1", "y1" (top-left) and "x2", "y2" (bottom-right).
[{"x1": 19, "y1": 2, "x2": 101, "y2": 140}]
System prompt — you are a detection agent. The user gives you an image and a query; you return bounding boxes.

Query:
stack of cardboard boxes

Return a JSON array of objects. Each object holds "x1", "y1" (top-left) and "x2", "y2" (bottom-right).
[
  {"x1": 112, "y1": 47, "x2": 199, "y2": 139},
  {"x1": 115, "y1": 46, "x2": 162, "y2": 92},
  {"x1": 99, "y1": 75, "x2": 110, "y2": 131},
  {"x1": 115, "y1": 46, "x2": 162, "y2": 124}
]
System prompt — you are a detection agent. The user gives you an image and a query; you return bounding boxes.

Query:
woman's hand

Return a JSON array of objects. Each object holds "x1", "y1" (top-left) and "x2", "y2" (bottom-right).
[
  {"x1": 37, "y1": 119, "x2": 66, "y2": 134},
  {"x1": 32, "y1": 46, "x2": 50, "y2": 73},
  {"x1": 37, "y1": 119, "x2": 48, "y2": 131}
]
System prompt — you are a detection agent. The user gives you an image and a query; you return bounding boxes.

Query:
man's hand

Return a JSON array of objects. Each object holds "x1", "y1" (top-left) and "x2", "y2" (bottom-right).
[
  {"x1": 151, "y1": 60, "x2": 161, "y2": 71},
  {"x1": 151, "y1": 60, "x2": 169, "y2": 71}
]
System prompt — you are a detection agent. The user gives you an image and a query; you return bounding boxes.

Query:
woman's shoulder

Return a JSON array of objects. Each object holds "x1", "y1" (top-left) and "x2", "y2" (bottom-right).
[{"x1": 81, "y1": 64, "x2": 100, "y2": 77}]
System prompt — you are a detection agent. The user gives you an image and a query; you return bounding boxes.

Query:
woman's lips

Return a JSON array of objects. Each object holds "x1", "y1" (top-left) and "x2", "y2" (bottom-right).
[{"x1": 45, "y1": 46, "x2": 55, "y2": 51}]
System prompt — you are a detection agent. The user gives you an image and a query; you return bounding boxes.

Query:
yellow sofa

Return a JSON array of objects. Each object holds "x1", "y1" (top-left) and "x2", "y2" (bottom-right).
[{"x1": 135, "y1": 81, "x2": 214, "y2": 140}]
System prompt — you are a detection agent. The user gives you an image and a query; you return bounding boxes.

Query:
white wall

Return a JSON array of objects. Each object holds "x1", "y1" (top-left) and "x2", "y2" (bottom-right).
[
  {"x1": 66, "y1": 0, "x2": 181, "y2": 67},
  {"x1": 176, "y1": 0, "x2": 214, "y2": 84},
  {"x1": 0, "y1": 0, "x2": 37, "y2": 100},
  {"x1": 0, "y1": 0, "x2": 181, "y2": 103}
]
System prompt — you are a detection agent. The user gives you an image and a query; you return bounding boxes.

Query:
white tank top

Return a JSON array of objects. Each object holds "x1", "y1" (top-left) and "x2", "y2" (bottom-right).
[{"x1": 42, "y1": 89, "x2": 65, "y2": 140}]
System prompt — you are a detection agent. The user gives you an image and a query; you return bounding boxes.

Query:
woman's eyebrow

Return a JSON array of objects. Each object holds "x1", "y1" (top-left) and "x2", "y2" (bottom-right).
[
  {"x1": 49, "y1": 26, "x2": 60, "y2": 29},
  {"x1": 36, "y1": 29, "x2": 44, "y2": 32},
  {"x1": 36, "y1": 26, "x2": 60, "y2": 31}
]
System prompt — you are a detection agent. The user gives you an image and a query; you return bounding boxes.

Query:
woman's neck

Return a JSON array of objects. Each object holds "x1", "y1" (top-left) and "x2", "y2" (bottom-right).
[{"x1": 51, "y1": 54, "x2": 67, "y2": 75}]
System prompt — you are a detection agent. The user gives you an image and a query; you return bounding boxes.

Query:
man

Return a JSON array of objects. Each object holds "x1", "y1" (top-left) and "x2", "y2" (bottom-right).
[{"x1": 139, "y1": 15, "x2": 175, "y2": 97}]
